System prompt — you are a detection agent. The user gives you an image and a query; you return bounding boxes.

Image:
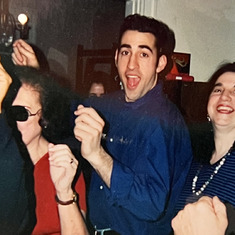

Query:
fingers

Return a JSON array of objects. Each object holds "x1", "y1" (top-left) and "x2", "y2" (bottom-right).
[
  {"x1": 12, "y1": 40, "x2": 25, "y2": 64},
  {"x1": 48, "y1": 144, "x2": 78, "y2": 168},
  {"x1": 172, "y1": 196, "x2": 228, "y2": 235},
  {"x1": 13, "y1": 39, "x2": 34, "y2": 53},
  {"x1": 171, "y1": 208, "x2": 189, "y2": 235},
  {"x1": 12, "y1": 50, "x2": 24, "y2": 65},
  {"x1": 11, "y1": 39, "x2": 39, "y2": 68},
  {"x1": 74, "y1": 105, "x2": 104, "y2": 126},
  {"x1": 74, "y1": 105, "x2": 105, "y2": 142},
  {"x1": 198, "y1": 196, "x2": 213, "y2": 208},
  {"x1": 49, "y1": 144, "x2": 78, "y2": 195},
  {"x1": 212, "y1": 196, "x2": 228, "y2": 227},
  {"x1": 74, "y1": 113, "x2": 103, "y2": 137}
]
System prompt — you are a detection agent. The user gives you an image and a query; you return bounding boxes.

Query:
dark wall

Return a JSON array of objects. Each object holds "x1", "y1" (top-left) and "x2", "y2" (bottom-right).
[{"x1": 9, "y1": 0, "x2": 125, "y2": 91}]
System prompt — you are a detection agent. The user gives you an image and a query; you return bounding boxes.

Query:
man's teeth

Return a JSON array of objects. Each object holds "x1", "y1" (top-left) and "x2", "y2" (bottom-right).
[{"x1": 127, "y1": 75, "x2": 138, "y2": 78}]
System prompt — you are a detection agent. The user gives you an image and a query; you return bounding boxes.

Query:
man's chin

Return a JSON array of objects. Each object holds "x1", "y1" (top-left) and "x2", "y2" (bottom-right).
[{"x1": 125, "y1": 93, "x2": 139, "y2": 103}]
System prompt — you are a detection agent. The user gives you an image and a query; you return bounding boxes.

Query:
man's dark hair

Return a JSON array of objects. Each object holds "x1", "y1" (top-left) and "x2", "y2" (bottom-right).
[{"x1": 118, "y1": 14, "x2": 175, "y2": 79}]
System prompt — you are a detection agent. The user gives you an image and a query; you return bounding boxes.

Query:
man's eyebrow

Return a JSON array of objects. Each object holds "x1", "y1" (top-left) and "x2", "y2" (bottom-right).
[
  {"x1": 120, "y1": 44, "x2": 131, "y2": 49},
  {"x1": 119, "y1": 44, "x2": 153, "y2": 53},
  {"x1": 139, "y1": 45, "x2": 153, "y2": 53}
]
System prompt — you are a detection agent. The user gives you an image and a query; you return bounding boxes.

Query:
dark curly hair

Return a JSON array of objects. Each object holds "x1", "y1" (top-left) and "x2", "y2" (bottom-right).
[
  {"x1": 118, "y1": 14, "x2": 175, "y2": 79},
  {"x1": 14, "y1": 66, "x2": 72, "y2": 142}
]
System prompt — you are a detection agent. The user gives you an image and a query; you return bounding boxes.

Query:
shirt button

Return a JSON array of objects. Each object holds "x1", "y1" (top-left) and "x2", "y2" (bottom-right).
[
  {"x1": 110, "y1": 138, "x2": 113, "y2": 142},
  {"x1": 100, "y1": 185, "x2": 103, "y2": 190}
]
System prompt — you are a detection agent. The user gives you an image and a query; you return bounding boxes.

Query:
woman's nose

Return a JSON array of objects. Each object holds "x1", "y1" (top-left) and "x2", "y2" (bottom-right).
[{"x1": 220, "y1": 90, "x2": 232, "y2": 101}]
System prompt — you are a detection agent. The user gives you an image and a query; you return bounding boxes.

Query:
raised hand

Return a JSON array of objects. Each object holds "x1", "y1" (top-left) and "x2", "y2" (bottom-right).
[
  {"x1": 48, "y1": 143, "x2": 78, "y2": 200},
  {"x1": 12, "y1": 39, "x2": 40, "y2": 68},
  {"x1": 74, "y1": 104, "x2": 113, "y2": 187},
  {"x1": 74, "y1": 104, "x2": 105, "y2": 163}
]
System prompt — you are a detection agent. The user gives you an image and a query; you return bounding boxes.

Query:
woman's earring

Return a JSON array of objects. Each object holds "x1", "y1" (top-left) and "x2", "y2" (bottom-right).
[
  {"x1": 39, "y1": 118, "x2": 49, "y2": 129},
  {"x1": 207, "y1": 114, "x2": 211, "y2": 122}
]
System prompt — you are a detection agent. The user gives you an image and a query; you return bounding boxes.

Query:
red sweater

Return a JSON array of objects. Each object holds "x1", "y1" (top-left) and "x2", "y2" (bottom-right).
[{"x1": 32, "y1": 153, "x2": 86, "y2": 235}]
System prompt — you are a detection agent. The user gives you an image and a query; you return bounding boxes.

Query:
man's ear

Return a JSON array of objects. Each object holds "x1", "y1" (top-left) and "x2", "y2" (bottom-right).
[
  {"x1": 114, "y1": 49, "x2": 118, "y2": 67},
  {"x1": 156, "y1": 55, "x2": 167, "y2": 73}
]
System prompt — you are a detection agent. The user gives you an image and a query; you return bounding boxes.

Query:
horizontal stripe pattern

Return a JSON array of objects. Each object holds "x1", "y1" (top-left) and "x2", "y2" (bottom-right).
[{"x1": 175, "y1": 150, "x2": 235, "y2": 212}]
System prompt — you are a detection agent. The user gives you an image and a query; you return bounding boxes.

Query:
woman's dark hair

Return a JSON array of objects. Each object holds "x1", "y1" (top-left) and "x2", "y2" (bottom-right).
[
  {"x1": 207, "y1": 62, "x2": 235, "y2": 100},
  {"x1": 118, "y1": 14, "x2": 175, "y2": 79},
  {"x1": 191, "y1": 62, "x2": 235, "y2": 163},
  {"x1": 14, "y1": 66, "x2": 72, "y2": 142}
]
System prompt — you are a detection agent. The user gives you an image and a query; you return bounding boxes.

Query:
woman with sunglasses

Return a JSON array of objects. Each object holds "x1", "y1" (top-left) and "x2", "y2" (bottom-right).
[
  {"x1": 6, "y1": 66, "x2": 88, "y2": 234},
  {"x1": 0, "y1": 62, "x2": 36, "y2": 234}
]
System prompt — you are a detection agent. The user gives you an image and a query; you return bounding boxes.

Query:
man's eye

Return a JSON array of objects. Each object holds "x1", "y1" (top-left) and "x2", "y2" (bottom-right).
[
  {"x1": 141, "y1": 52, "x2": 149, "y2": 58},
  {"x1": 121, "y1": 51, "x2": 129, "y2": 56}
]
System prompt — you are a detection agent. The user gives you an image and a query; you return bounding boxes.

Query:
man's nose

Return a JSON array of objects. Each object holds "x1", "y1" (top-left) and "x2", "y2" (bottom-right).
[{"x1": 127, "y1": 54, "x2": 138, "y2": 70}]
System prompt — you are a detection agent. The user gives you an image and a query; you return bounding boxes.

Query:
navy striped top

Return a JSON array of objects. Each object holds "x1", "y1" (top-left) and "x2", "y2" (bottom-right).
[{"x1": 175, "y1": 145, "x2": 235, "y2": 213}]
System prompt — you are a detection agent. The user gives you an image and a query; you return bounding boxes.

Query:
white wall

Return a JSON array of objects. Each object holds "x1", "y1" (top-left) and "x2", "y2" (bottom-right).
[{"x1": 126, "y1": 0, "x2": 235, "y2": 82}]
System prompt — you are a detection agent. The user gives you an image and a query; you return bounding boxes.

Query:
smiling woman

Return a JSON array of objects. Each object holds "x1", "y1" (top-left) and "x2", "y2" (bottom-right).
[
  {"x1": 208, "y1": 72, "x2": 235, "y2": 131},
  {"x1": 173, "y1": 62, "x2": 235, "y2": 234}
]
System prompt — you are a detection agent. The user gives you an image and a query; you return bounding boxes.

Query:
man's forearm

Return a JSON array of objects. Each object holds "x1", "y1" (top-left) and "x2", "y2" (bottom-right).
[{"x1": 89, "y1": 147, "x2": 113, "y2": 188}]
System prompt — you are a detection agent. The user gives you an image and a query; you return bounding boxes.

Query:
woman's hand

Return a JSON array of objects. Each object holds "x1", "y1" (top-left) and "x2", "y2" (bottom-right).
[
  {"x1": 49, "y1": 143, "x2": 89, "y2": 235},
  {"x1": 172, "y1": 196, "x2": 228, "y2": 235},
  {"x1": 48, "y1": 143, "x2": 78, "y2": 200}
]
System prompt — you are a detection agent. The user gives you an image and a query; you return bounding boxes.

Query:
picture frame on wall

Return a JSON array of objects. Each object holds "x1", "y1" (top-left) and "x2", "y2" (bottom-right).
[{"x1": 166, "y1": 52, "x2": 194, "y2": 82}]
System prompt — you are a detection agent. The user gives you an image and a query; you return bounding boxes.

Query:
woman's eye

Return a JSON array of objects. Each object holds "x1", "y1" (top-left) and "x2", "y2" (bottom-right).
[{"x1": 213, "y1": 88, "x2": 222, "y2": 93}]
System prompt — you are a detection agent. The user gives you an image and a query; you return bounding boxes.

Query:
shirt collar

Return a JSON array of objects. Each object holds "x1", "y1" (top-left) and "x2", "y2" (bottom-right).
[{"x1": 123, "y1": 81, "x2": 163, "y2": 109}]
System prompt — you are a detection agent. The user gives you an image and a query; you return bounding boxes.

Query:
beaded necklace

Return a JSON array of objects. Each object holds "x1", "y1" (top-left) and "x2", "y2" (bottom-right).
[{"x1": 192, "y1": 146, "x2": 233, "y2": 196}]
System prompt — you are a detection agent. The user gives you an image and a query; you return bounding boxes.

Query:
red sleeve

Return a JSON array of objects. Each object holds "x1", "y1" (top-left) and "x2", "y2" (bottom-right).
[{"x1": 75, "y1": 172, "x2": 87, "y2": 212}]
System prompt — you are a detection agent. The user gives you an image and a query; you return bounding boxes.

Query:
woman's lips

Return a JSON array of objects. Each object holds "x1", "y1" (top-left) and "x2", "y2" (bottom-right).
[{"x1": 216, "y1": 104, "x2": 234, "y2": 114}]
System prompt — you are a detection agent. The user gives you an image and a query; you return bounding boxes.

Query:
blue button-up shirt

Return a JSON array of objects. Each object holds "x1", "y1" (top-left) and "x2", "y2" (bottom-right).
[{"x1": 84, "y1": 83, "x2": 192, "y2": 235}]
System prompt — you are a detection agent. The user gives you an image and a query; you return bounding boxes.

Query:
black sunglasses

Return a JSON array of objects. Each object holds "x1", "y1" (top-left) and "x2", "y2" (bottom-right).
[{"x1": 7, "y1": 105, "x2": 41, "y2": 122}]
